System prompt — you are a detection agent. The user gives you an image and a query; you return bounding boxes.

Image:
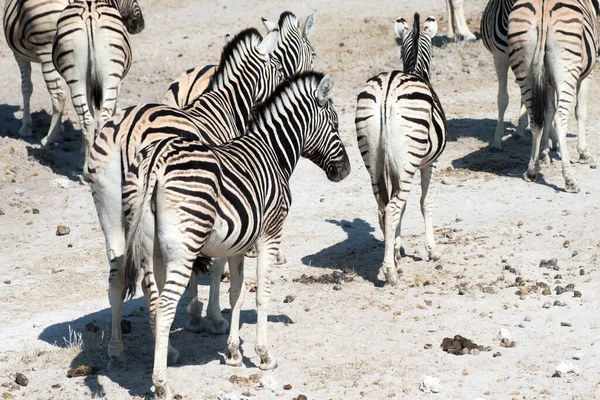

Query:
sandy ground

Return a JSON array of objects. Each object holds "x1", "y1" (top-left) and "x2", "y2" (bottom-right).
[{"x1": 1, "y1": 0, "x2": 599, "y2": 399}]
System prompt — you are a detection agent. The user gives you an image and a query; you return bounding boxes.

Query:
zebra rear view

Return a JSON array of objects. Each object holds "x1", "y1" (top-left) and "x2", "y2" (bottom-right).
[
  {"x1": 355, "y1": 13, "x2": 447, "y2": 286},
  {"x1": 52, "y1": 0, "x2": 141, "y2": 172}
]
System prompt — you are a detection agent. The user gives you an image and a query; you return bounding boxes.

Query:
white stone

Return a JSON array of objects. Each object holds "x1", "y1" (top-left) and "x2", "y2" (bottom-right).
[
  {"x1": 499, "y1": 328, "x2": 511, "y2": 340},
  {"x1": 50, "y1": 178, "x2": 70, "y2": 189},
  {"x1": 260, "y1": 375, "x2": 279, "y2": 392},
  {"x1": 420, "y1": 375, "x2": 442, "y2": 393},
  {"x1": 14, "y1": 188, "x2": 25, "y2": 195},
  {"x1": 555, "y1": 360, "x2": 580, "y2": 377},
  {"x1": 217, "y1": 392, "x2": 249, "y2": 400}
]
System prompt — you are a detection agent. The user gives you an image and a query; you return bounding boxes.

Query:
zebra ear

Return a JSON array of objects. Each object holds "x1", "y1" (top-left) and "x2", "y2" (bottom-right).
[
  {"x1": 261, "y1": 16, "x2": 279, "y2": 32},
  {"x1": 256, "y1": 29, "x2": 280, "y2": 58},
  {"x1": 224, "y1": 33, "x2": 232, "y2": 44},
  {"x1": 317, "y1": 75, "x2": 333, "y2": 106},
  {"x1": 303, "y1": 12, "x2": 316, "y2": 39},
  {"x1": 394, "y1": 17, "x2": 409, "y2": 40},
  {"x1": 423, "y1": 16, "x2": 438, "y2": 38}
]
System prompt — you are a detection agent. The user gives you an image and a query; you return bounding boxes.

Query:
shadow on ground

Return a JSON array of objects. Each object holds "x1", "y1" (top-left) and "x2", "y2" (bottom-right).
[
  {"x1": 38, "y1": 288, "x2": 292, "y2": 397},
  {"x1": 0, "y1": 103, "x2": 82, "y2": 181}
]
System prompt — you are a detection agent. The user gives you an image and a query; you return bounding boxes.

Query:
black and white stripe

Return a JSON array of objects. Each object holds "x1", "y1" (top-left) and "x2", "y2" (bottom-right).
[
  {"x1": 162, "y1": 11, "x2": 316, "y2": 108},
  {"x1": 355, "y1": 14, "x2": 447, "y2": 285},
  {"x1": 2, "y1": 0, "x2": 143, "y2": 148},
  {"x1": 52, "y1": 0, "x2": 140, "y2": 171},
  {"x1": 86, "y1": 27, "x2": 282, "y2": 368},
  {"x1": 508, "y1": 0, "x2": 598, "y2": 192},
  {"x1": 122, "y1": 72, "x2": 350, "y2": 397}
]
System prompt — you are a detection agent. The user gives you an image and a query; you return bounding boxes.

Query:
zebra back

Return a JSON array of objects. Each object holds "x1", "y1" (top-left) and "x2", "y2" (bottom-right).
[
  {"x1": 394, "y1": 13, "x2": 437, "y2": 82},
  {"x1": 481, "y1": 0, "x2": 515, "y2": 54}
]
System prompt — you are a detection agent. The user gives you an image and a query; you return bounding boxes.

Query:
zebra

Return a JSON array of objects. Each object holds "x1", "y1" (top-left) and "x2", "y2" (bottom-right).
[
  {"x1": 507, "y1": 0, "x2": 598, "y2": 192},
  {"x1": 480, "y1": 0, "x2": 530, "y2": 150},
  {"x1": 122, "y1": 72, "x2": 351, "y2": 398},
  {"x1": 355, "y1": 13, "x2": 447, "y2": 286},
  {"x1": 445, "y1": 0, "x2": 476, "y2": 41},
  {"x1": 2, "y1": 0, "x2": 143, "y2": 146},
  {"x1": 86, "y1": 27, "x2": 282, "y2": 368},
  {"x1": 162, "y1": 11, "x2": 316, "y2": 108},
  {"x1": 52, "y1": 0, "x2": 136, "y2": 172}
]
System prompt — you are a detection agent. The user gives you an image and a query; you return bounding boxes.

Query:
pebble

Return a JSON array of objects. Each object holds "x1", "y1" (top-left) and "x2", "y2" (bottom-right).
[
  {"x1": 15, "y1": 373, "x2": 28, "y2": 386},
  {"x1": 555, "y1": 286, "x2": 566, "y2": 295},
  {"x1": 542, "y1": 288, "x2": 551, "y2": 296},
  {"x1": 563, "y1": 240, "x2": 570, "y2": 248},
  {"x1": 229, "y1": 375, "x2": 249, "y2": 385},
  {"x1": 500, "y1": 338, "x2": 516, "y2": 348},
  {"x1": 14, "y1": 188, "x2": 25, "y2": 195},
  {"x1": 579, "y1": 269, "x2": 585, "y2": 276},
  {"x1": 481, "y1": 286, "x2": 496, "y2": 294},
  {"x1": 518, "y1": 323, "x2": 525, "y2": 328},
  {"x1": 574, "y1": 291, "x2": 582, "y2": 298},
  {"x1": 572, "y1": 353, "x2": 583, "y2": 360},
  {"x1": 332, "y1": 285, "x2": 342, "y2": 291},
  {"x1": 419, "y1": 376, "x2": 442, "y2": 393},
  {"x1": 458, "y1": 288, "x2": 467, "y2": 295},
  {"x1": 56, "y1": 225, "x2": 70, "y2": 236},
  {"x1": 554, "y1": 274, "x2": 562, "y2": 280},
  {"x1": 543, "y1": 301, "x2": 552, "y2": 309},
  {"x1": 435, "y1": 265, "x2": 443, "y2": 270},
  {"x1": 499, "y1": 328, "x2": 511, "y2": 341},
  {"x1": 553, "y1": 361, "x2": 579, "y2": 377},
  {"x1": 295, "y1": 396, "x2": 308, "y2": 400},
  {"x1": 566, "y1": 283, "x2": 575, "y2": 292},
  {"x1": 32, "y1": 208, "x2": 39, "y2": 214},
  {"x1": 572, "y1": 250, "x2": 579, "y2": 257},
  {"x1": 283, "y1": 295, "x2": 295, "y2": 303},
  {"x1": 553, "y1": 300, "x2": 562, "y2": 307},
  {"x1": 424, "y1": 343, "x2": 432, "y2": 349},
  {"x1": 493, "y1": 352, "x2": 501, "y2": 357},
  {"x1": 283, "y1": 384, "x2": 292, "y2": 390},
  {"x1": 260, "y1": 375, "x2": 279, "y2": 392},
  {"x1": 561, "y1": 322, "x2": 572, "y2": 327},
  {"x1": 3, "y1": 280, "x2": 11, "y2": 285},
  {"x1": 524, "y1": 316, "x2": 532, "y2": 322}
]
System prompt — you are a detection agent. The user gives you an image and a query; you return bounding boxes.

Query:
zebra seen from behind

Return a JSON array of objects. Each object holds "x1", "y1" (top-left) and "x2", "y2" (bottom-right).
[
  {"x1": 355, "y1": 13, "x2": 447, "y2": 286},
  {"x1": 508, "y1": 0, "x2": 599, "y2": 192},
  {"x1": 480, "y1": 0, "x2": 530, "y2": 150},
  {"x1": 2, "y1": 0, "x2": 143, "y2": 145},
  {"x1": 52, "y1": 0, "x2": 136, "y2": 172},
  {"x1": 162, "y1": 11, "x2": 315, "y2": 108},
  {"x1": 86, "y1": 27, "x2": 282, "y2": 369},
  {"x1": 122, "y1": 72, "x2": 351, "y2": 398}
]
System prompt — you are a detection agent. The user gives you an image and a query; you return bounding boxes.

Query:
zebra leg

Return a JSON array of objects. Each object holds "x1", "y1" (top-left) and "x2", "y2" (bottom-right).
[
  {"x1": 575, "y1": 77, "x2": 593, "y2": 164},
  {"x1": 255, "y1": 245, "x2": 278, "y2": 370},
  {"x1": 448, "y1": 0, "x2": 476, "y2": 42},
  {"x1": 185, "y1": 269, "x2": 202, "y2": 333},
  {"x1": 445, "y1": 0, "x2": 455, "y2": 39},
  {"x1": 540, "y1": 89, "x2": 556, "y2": 165},
  {"x1": 203, "y1": 257, "x2": 230, "y2": 335},
  {"x1": 275, "y1": 248, "x2": 286, "y2": 265},
  {"x1": 15, "y1": 56, "x2": 33, "y2": 137},
  {"x1": 516, "y1": 98, "x2": 529, "y2": 138},
  {"x1": 226, "y1": 254, "x2": 246, "y2": 367},
  {"x1": 491, "y1": 54, "x2": 510, "y2": 151},
  {"x1": 39, "y1": 58, "x2": 66, "y2": 147},
  {"x1": 393, "y1": 203, "x2": 407, "y2": 263},
  {"x1": 524, "y1": 123, "x2": 543, "y2": 183},
  {"x1": 554, "y1": 101, "x2": 578, "y2": 193},
  {"x1": 420, "y1": 166, "x2": 440, "y2": 261}
]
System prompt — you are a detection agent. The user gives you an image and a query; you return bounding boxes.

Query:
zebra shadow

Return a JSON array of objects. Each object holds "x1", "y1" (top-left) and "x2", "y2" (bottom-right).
[
  {"x1": 0, "y1": 103, "x2": 83, "y2": 181},
  {"x1": 393, "y1": 32, "x2": 481, "y2": 49},
  {"x1": 300, "y1": 218, "x2": 385, "y2": 285},
  {"x1": 37, "y1": 288, "x2": 293, "y2": 397}
]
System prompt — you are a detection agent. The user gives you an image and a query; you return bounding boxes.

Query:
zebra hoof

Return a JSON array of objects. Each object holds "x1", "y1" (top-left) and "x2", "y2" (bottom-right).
[
  {"x1": 18, "y1": 125, "x2": 32, "y2": 138},
  {"x1": 578, "y1": 154, "x2": 594, "y2": 165},
  {"x1": 565, "y1": 180, "x2": 580, "y2": 194},
  {"x1": 203, "y1": 317, "x2": 229, "y2": 335},
  {"x1": 489, "y1": 142, "x2": 502, "y2": 153},
  {"x1": 185, "y1": 317, "x2": 203, "y2": 333},
  {"x1": 107, "y1": 356, "x2": 126, "y2": 371},
  {"x1": 259, "y1": 358, "x2": 278, "y2": 371},
  {"x1": 428, "y1": 250, "x2": 441, "y2": 262},
  {"x1": 524, "y1": 170, "x2": 537, "y2": 183},
  {"x1": 225, "y1": 351, "x2": 243, "y2": 367}
]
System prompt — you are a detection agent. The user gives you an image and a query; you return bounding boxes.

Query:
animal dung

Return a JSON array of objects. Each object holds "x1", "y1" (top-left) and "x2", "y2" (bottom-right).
[{"x1": 441, "y1": 335, "x2": 489, "y2": 355}]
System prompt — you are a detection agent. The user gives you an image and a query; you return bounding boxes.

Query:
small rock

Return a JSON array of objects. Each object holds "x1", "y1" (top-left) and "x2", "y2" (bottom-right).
[
  {"x1": 554, "y1": 274, "x2": 563, "y2": 280},
  {"x1": 3, "y1": 279, "x2": 11, "y2": 285},
  {"x1": 574, "y1": 291, "x2": 582, "y2": 298},
  {"x1": 332, "y1": 285, "x2": 342, "y2": 291},
  {"x1": 435, "y1": 264, "x2": 443, "y2": 270},
  {"x1": 85, "y1": 322, "x2": 99, "y2": 333},
  {"x1": 458, "y1": 288, "x2": 467, "y2": 295},
  {"x1": 419, "y1": 375, "x2": 442, "y2": 393},
  {"x1": 229, "y1": 375, "x2": 249, "y2": 385},
  {"x1": 339, "y1": 42, "x2": 345, "y2": 47},
  {"x1": 283, "y1": 384, "x2": 292, "y2": 390},
  {"x1": 542, "y1": 288, "x2": 551, "y2": 296},
  {"x1": 555, "y1": 286, "x2": 566, "y2": 295},
  {"x1": 546, "y1": 225, "x2": 553, "y2": 230},
  {"x1": 566, "y1": 283, "x2": 575, "y2": 292},
  {"x1": 424, "y1": 299, "x2": 432, "y2": 306},
  {"x1": 283, "y1": 295, "x2": 295, "y2": 303},
  {"x1": 56, "y1": 225, "x2": 70, "y2": 236},
  {"x1": 295, "y1": 396, "x2": 308, "y2": 400},
  {"x1": 32, "y1": 208, "x2": 39, "y2": 214},
  {"x1": 553, "y1": 265, "x2": 560, "y2": 271},
  {"x1": 121, "y1": 319, "x2": 132, "y2": 334},
  {"x1": 2, "y1": 393, "x2": 15, "y2": 399},
  {"x1": 493, "y1": 352, "x2": 502, "y2": 357},
  {"x1": 572, "y1": 250, "x2": 579, "y2": 257},
  {"x1": 260, "y1": 375, "x2": 278, "y2": 392},
  {"x1": 561, "y1": 322, "x2": 572, "y2": 327},
  {"x1": 563, "y1": 240, "x2": 570, "y2": 248},
  {"x1": 249, "y1": 285, "x2": 257, "y2": 293},
  {"x1": 500, "y1": 338, "x2": 516, "y2": 348},
  {"x1": 543, "y1": 301, "x2": 552, "y2": 308},
  {"x1": 51, "y1": 383, "x2": 61, "y2": 389},
  {"x1": 470, "y1": 348, "x2": 480, "y2": 355},
  {"x1": 14, "y1": 188, "x2": 25, "y2": 195},
  {"x1": 572, "y1": 353, "x2": 583, "y2": 360},
  {"x1": 548, "y1": 258, "x2": 558, "y2": 267},
  {"x1": 481, "y1": 286, "x2": 496, "y2": 294},
  {"x1": 517, "y1": 221, "x2": 523, "y2": 226},
  {"x1": 498, "y1": 328, "x2": 511, "y2": 341},
  {"x1": 15, "y1": 373, "x2": 28, "y2": 387},
  {"x1": 0, "y1": 210, "x2": 4, "y2": 215},
  {"x1": 518, "y1": 323, "x2": 525, "y2": 328},
  {"x1": 553, "y1": 300, "x2": 562, "y2": 307},
  {"x1": 424, "y1": 343, "x2": 432, "y2": 349},
  {"x1": 579, "y1": 269, "x2": 585, "y2": 276},
  {"x1": 553, "y1": 360, "x2": 580, "y2": 377},
  {"x1": 524, "y1": 316, "x2": 532, "y2": 322}
]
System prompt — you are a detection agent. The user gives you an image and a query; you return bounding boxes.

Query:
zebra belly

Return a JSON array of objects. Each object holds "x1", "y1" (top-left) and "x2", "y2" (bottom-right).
[{"x1": 200, "y1": 215, "x2": 256, "y2": 257}]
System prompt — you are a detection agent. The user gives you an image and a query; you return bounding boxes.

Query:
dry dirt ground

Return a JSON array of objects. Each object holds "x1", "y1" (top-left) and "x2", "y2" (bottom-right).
[{"x1": 1, "y1": 0, "x2": 599, "y2": 399}]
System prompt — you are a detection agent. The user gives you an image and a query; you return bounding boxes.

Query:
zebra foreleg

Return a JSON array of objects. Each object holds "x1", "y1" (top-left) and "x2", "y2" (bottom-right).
[
  {"x1": 255, "y1": 244, "x2": 278, "y2": 370},
  {"x1": 420, "y1": 166, "x2": 440, "y2": 261},
  {"x1": 540, "y1": 89, "x2": 556, "y2": 165},
  {"x1": 15, "y1": 56, "x2": 33, "y2": 138},
  {"x1": 185, "y1": 270, "x2": 202, "y2": 333},
  {"x1": 202, "y1": 257, "x2": 229, "y2": 335},
  {"x1": 524, "y1": 123, "x2": 543, "y2": 183},
  {"x1": 491, "y1": 54, "x2": 510, "y2": 151},
  {"x1": 575, "y1": 77, "x2": 594, "y2": 164},
  {"x1": 225, "y1": 254, "x2": 246, "y2": 367},
  {"x1": 39, "y1": 58, "x2": 66, "y2": 147}
]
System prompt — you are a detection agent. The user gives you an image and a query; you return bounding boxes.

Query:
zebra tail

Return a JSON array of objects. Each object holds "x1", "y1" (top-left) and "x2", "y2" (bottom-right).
[
  {"x1": 122, "y1": 168, "x2": 158, "y2": 300},
  {"x1": 378, "y1": 95, "x2": 401, "y2": 204},
  {"x1": 530, "y1": 3, "x2": 547, "y2": 128},
  {"x1": 86, "y1": 21, "x2": 103, "y2": 112}
]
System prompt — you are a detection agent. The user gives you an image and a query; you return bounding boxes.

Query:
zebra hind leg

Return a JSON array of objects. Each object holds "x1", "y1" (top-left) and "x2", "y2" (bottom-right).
[
  {"x1": 39, "y1": 58, "x2": 66, "y2": 147},
  {"x1": 255, "y1": 244, "x2": 279, "y2": 370},
  {"x1": 226, "y1": 254, "x2": 246, "y2": 367},
  {"x1": 575, "y1": 77, "x2": 594, "y2": 165},
  {"x1": 202, "y1": 257, "x2": 230, "y2": 335},
  {"x1": 539, "y1": 89, "x2": 556, "y2": 166},
  {"x1": 420, "y1": 166, "x2": 440, "y2": 261},
  {"x1": 491, "y1": 54, "x2": 510, "y2": 151},
  {"x1": 15, "y1": 56, "x2": 33, "y2": 137},
  {"x1": 185, "y1": 269, "x2": 203, "y2": 333}
]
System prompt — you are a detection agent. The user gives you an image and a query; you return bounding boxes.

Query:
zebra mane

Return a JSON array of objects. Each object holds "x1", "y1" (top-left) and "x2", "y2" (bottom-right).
[
  {"x1": 410, "y1": 13, "x2": 420, "y2": 74},
  {"x1": 400, "y1": 13, "x2": 432, "y2": 82},
  {"x1": 207, "y1": 28, "x2": 264, "y2": 92},
  {"x1": 278, "y1": 11, "x2": 299, "y2": 33}
]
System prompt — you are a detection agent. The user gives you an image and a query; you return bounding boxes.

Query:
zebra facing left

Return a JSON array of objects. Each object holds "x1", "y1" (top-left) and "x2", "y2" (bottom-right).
[
  {"x1": 355, "y1": 14, "x2": 447, "y2": 286},
  {"x1": 52, "y1": 0, "x2": 139, "y2": 172},
  {"x1": 3, "y1": 0, "x2": 144, "y2": 147}
]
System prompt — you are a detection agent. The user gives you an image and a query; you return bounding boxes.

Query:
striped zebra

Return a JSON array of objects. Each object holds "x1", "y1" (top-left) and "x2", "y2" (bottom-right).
[
  {"x1": 480, "y1": 0, "x2": 530, "y2": 150},
  {"x1": 122, "y1": 72, "x2": 351, "y2": 397},
  {"x1": 445, "y1": 0, "x2": 476, "y2": 41},
  {"x1": 355, "y1": 14, "x2": 447, "y2": 286},
  {"x1": 2, "y1": 0, "x2": 143, "y2": 146},
  {"x1": 507, "y1": 0, "x2": 598, "y2": 192},
  {"x1": 162, "y1": 11, "x2": 315, "y2": 108},
  {"x1": 52, "y1": 0, "x2": 137, "y2": 172},
  {"x1": 86, "y1": 27, "x2": 282, "y2": 368}
]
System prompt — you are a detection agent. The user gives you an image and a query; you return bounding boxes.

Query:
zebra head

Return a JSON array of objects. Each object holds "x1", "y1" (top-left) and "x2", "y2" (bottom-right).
[
  {"x1": 395, "y1": 13, "x2": 437, "y2": 81},
  {"x1": 253, "y1": 28, "x2": 285, "y2": 103},
  {"x1": 302, "y1": 74, "x2": 351, "y2": 182},
  {"x1": 261, "y1": 11, "x2": 316, "y2": 77},
  {"x1": 114, "y1": 0, "x2": 145, "y2": 34}
]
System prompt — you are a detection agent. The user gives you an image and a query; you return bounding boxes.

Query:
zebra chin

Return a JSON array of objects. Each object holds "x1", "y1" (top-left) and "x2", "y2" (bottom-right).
[{"x1": 326, "y1": 158, "x2": 351, "y2": 182}]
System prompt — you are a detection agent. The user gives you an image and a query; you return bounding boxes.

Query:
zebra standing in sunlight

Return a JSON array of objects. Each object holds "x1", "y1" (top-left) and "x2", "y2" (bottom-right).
[
  {"x1": 122, "y1": 72, "x2": 350, "y2": 398},
  {"x1": 354, "y1": 13, "x2": 447, "y2": 286},
  {"x1": 2, "y1": 0, "x2": 143, "y2": 146},
  {"x1": 480, "y1": 0, "x2": 530, "y2": 150},
  {"x1": 507, "y1": 0, "x2": 598, "y2": 192},
  {"x1": 52, "y1": 0, "x2": 141, "y2": 172},
  {"x1": 86, "y1": 28, "x2": 282, "y2": 369},
  {"x1": 162, "y1": 11, "x2": 316, "y2": 108}
]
